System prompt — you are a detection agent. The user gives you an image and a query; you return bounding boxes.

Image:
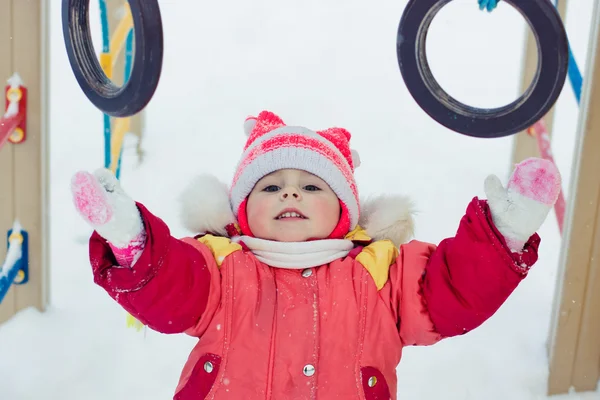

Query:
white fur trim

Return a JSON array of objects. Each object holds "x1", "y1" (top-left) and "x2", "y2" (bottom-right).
[
  {"x1": 359, "y1": 194, "x2": 415, "y2": 247},
  {"x1": 178, "y1": 173, "x2": 417, "y2": 246},
  {"x1": 178, "y1": 174, "x2": 236, "y2": 236}
]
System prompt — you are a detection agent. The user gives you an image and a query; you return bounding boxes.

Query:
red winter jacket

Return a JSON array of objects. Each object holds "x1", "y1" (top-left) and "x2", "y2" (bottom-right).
[{"x1": 88, "y1": 197, "x2": 539, "y2": 400}]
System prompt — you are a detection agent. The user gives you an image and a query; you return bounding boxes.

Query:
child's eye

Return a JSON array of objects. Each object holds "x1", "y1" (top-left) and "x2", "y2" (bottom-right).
[
  {"x1": 262, "y1": 185, "x2": 280, "y2": 192},
  {"x1": 304, "y1": 185, "x2": 321, "y2": 192}
]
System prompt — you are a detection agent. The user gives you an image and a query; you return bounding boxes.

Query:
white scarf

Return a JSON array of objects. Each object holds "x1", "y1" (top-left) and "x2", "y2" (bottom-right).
[{"x1": 233, "y1": 236, "x2": 355, "y2": 269}]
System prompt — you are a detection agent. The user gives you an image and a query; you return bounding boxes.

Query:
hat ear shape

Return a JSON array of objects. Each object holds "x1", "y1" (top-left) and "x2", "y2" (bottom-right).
[
  {"x1": 319, "y1": 127, "x2": 351, "y2": 141},
  {"x1": 244, "y1": 117, "x2": 257, "y2": 137},
  {"x1": 335, "y1": 127, "x2": 352, "y2": 141},
  {"x1": 351, "y1": 149, "x2": 361, "y2": 169},
  {"x1": 243, "y1": 111, "x2": 286, "y2": 144}
]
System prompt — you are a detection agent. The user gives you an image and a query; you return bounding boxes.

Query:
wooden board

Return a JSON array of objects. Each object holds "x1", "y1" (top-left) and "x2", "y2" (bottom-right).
[
  {"x1": 510, "y1": 0, "x2": 568, "y2": 167},
  {"x1": 0, "y1": 0, "x2": 48, "y2": 324},
  {"x1": 0, "y1": 0, "x2": 15, "y2": 325},
  {"x1": 547, "y1": 0, "x2": 600, "y2": 393},
  {"x1": 12, "y1": 0, "x2": 45, "y2": 315}
]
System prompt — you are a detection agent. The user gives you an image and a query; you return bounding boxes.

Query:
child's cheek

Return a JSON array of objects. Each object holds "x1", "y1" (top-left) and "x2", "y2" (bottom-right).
[
  {"x1": 247, "y1": 198, "x2": 272, "y2": 233},
  {"x1": 310, "y1": 197, "x2": 340, "y2": 228},
  {"x1": 310, "y1": 198, "x2": 329, "y2": 214}
]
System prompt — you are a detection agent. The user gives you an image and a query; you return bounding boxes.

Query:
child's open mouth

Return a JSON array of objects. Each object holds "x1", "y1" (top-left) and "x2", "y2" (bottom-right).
[{"x1": 275, "y1": 209, "x2": 307, "y2": 220}]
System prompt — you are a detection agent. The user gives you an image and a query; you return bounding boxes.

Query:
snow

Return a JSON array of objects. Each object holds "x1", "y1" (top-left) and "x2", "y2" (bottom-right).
[
  {"x1": 4, "y1": 72, "x2": 25, "y2": 118},
  {"x1": 0, "y1": 0, "x2": 599, "y2": 399},
  {"x1": 6, "y1": 72, "x2": 24, "y2": 89},
  {"x1": 3, "y1": 101, "x2": 19, "y2": 119}
]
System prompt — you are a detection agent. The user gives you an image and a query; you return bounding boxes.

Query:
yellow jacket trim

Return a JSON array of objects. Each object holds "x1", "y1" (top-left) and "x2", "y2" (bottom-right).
[
  {"x1": 197, "y1": 229, "x2": 396, "y2": 290},
  {"x1": 197, "y1": 234, "x2": 242, "y2": 267},
  {"x1": 345, "y1": 225, "x2": 372, "y2": 242},
  {"x1": 355, "y1": 240, "x2": 399, "y2": 290}
]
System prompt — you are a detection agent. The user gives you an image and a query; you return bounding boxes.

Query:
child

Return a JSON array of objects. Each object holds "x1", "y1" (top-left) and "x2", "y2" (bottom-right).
[{"x1": 71, "y1": 110, "x2": 561, "y2": 400}]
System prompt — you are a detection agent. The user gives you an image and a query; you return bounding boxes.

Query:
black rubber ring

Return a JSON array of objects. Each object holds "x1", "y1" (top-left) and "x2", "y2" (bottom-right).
[
  {"x1": 397, "y1": 0, "x2": 569, "y2": 138},
  {"x1": 62, "y1": 0, "x2": 163, "y2": 118}
]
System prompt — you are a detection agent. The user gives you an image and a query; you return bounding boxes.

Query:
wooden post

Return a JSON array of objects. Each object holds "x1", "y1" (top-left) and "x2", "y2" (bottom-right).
[
  {"x1": 547, "y1": 0, "x2": 600, "y2": 394},
  {"x1": 0, "y1": 0, "x2": 15, "y2": 325},
  {"x1": 510, "y1": 0, "x2": 568, "y2": 167},
  {"x1": 0, "y1": 0, "x2": 49, "y2": 324}
]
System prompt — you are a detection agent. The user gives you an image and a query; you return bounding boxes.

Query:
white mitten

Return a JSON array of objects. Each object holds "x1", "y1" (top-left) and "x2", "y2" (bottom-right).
[
  {"x1": 484, "y1": 157, "x2": 562, "y2": 252},
  {"x1": 71, "y1": 168, "x2": 144, "y2": 248}
]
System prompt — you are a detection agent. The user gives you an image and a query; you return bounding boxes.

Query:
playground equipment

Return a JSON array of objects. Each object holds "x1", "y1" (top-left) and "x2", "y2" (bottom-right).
[
  {"x1": 97, "y1": 0, "x2": 145, "y2": 178},
  {"x1": 487, "y1": 0, "x2": 600, "y2": 394},
  {"x1": 62, "y1": 0, "x2": 163, "y2": 118},
  {"x1": 0, "y1": 222, "x2": 29, "y2": 304},
  {"x1": 63, "y1": 0, "x2": 569, "y2": 140},
  {"x1": 536, "y1": 0, "x2": 600, "y2": 394},
  {"x1": 0, "y1": 73, "x2": 28, "y2": 149},
  {"x1": 0, "y1": 0, "x2": 49, "y2": 325},
  {"x1": 0, "y1": 0, "x2": 144, "y2": 324},
  {"x1": 397, "y1": 0, "x2": 569, "y2": 138}
]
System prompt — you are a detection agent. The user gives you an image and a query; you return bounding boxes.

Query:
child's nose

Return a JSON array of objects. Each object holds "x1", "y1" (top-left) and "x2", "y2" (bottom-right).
[{"x1": 281, "y1": 187, "x2": 301, "y2": 200}]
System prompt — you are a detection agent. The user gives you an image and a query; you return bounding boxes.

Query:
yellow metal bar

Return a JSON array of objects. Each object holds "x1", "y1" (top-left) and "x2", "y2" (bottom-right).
[
  {"x1": 103, "y1": 2, "x2": 133, "y2": 174},
  {"x1": 109, "y1": 117, "x2": 130, "y2": 173},
  {"x1": 109, "y1": 3, "x2": 133, "y2": 65},
  {"x1": 100, "y1": 52, "x2": 113, "y2": 79}
]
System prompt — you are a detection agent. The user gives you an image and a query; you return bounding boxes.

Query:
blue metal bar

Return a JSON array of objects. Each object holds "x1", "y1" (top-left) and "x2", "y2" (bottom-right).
[
  {"x1": 567, "y1": 45, "x2": 583, "y2": 103},
  {"x1": 124, "y1": 28, "x2": 134, "y2": 82},
  {"x1": 98, "y1": 0, "x2": 110, "y2": 53},
  {"x1": 103, "y1": 114, "x2": 111, "y2": 169},
  {"x1": 0, "y1": 228, "x2": 28, "y2": 304},
  {"x1": 115, "y1": 28, "x2": 135, "y2": 180},
  {"x1": 116, "y1": 146, "x2": 124, "y2": 180},
  {"x1": 482, "y1": 0, "x2": 583, "y2": 104},
  {"x1": 99, "y1": 0, "x2": 112, "y2": 169},
  {"x1": 553, "y1": 0, "x2": 583, "y2": 103}
]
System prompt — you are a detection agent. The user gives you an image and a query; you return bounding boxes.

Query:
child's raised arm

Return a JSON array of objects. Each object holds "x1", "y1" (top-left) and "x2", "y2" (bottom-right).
[
  {"x1": 71, "y1": 169, "x2": 221, "y2": 336},
  {"x1": 390, "y1": 158, "x2": 560, "y2": 345}
]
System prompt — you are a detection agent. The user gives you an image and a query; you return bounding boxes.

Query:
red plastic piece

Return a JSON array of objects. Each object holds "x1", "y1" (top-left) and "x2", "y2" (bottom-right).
[{"x1": 0, "y1": 75, "x2": 27, "y2": 149}]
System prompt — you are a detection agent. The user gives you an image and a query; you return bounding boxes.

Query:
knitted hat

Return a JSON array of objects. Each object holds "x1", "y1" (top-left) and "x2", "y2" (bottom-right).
[
  {"x1": 179, "y1": 110, "x2": 416, "y2": 247},
  {"x1": 231, "y1": 110, "x2": 361, "y2": 238}
]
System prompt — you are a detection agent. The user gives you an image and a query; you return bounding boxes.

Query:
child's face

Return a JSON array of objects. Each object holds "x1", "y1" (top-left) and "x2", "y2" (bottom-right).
[{"x1": 246, "y1": 169, "x2": 341, "y2": 242}]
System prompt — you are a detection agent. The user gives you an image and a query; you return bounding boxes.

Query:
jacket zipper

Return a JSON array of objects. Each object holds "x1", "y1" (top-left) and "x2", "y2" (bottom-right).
[{"x1": 265, "y1": 276, "x2": 278, "y2": 399}]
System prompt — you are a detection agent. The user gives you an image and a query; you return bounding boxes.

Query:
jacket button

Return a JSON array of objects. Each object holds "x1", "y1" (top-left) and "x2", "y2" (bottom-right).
[
  {"x1": 303, "y1": 364, "x2": 315, "y2": 376},
  {"x1": 368, "y1": 376, "x2": 377, "y2": 387},
  {"x1": 204, "y1": 361, "x2": 214, "y2": 373},
  {"x1": 301, "y1": 268, "x2": 312, "y2": 277}
]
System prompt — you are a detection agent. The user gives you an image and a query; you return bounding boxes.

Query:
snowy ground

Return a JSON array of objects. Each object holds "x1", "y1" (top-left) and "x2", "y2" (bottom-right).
[{"x1": 1, "y1": 0, "x2": 599, "y2": 398}]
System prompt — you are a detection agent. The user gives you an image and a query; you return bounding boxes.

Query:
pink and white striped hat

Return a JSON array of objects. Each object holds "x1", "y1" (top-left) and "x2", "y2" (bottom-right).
[{"x1": 231, "y1": 110, "x2": 361, "y2": 239}]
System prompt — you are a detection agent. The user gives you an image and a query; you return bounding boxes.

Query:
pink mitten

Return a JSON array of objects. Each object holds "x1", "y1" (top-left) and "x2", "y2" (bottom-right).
[
  {"x1": 71, "y1": 168, "x2": 145, "y2": 266},
  {"x1": 484, "y1": 157, "x2": 562, "y2": 252}
]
